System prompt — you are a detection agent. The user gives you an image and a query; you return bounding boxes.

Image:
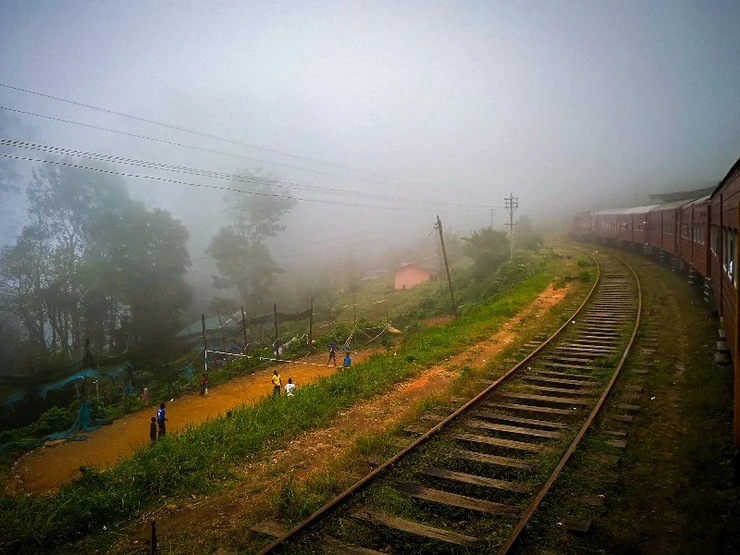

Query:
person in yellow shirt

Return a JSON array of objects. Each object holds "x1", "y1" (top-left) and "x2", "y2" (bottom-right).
[{"x1": 271, "y1": 369, "x2": 281, "y2": 397}]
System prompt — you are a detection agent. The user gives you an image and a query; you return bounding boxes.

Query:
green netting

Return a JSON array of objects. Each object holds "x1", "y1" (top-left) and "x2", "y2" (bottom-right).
[{"x1": 0, "y1": 399, "x2": 111, "y2": 453}]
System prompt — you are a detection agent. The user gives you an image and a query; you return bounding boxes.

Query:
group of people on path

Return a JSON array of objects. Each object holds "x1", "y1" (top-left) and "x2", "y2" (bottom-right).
[
  {"x1": 149, "y1": 343, "x2": 355, "y2": 442},
  {"x1": 149, "y1": 402, "x2": 168, "y2": 443},
  {"x1": 272, "y1": 370, "x2": 295, "y2": 397},
  {"x1": 327, "y1": 342, "x2": 352, "y2": 368}
]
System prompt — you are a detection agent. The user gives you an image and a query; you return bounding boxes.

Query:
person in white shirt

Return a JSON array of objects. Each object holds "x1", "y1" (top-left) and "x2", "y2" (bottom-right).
[{"x1": 285, "y1": 377, "x2": 296, "y2": 397}]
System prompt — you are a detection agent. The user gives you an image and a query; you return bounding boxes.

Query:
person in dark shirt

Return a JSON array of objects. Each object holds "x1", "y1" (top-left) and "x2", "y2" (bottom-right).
[
  {"x1": 150, "y1": 416, "x2": 157, "y2": 443},
  {"x1": 327, "y1": 342, "x2": 338, "y2": 366},
  {"x1": 157, "y1": 403, "x2": 168, "y2": 436}
]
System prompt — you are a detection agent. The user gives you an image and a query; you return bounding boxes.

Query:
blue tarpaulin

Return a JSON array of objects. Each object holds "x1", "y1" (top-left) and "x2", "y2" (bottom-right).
[{"x1": 38, "y1": 369, "x2": 100, "y2": 400}]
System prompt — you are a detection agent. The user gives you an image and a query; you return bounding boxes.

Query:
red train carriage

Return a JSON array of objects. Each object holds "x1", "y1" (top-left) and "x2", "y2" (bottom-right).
[
  {"x1": 572, "y1": 167, "x2": 740, "y2": 451},
  {"x1": 647, "y1": 199, "x2": 690, "y2": 256},
  {"x1": 681, "y1": 195, "x2": 711, "y2": 277},
  {"x1": 617, "y1": 205, "x2": 659, "y2": 245},
  {"x1": 591, "y1": 209, "x2": 621, "y2": 242},
  {"x1": 708, "y1": 156, "x2": 740, "y2": 450}
]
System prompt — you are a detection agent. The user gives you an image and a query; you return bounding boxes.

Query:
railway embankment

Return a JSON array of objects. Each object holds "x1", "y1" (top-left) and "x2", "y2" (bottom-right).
[{"x1": 515, "y1": 247, "x2": 740, "y2": 554}]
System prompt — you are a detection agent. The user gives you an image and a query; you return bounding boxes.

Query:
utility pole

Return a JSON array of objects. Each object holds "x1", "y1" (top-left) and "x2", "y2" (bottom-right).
[
  {"x1": 489, "y1": 208, "x2": 495, "y2": 229},
  {"x1": 201, "y1": 314, "x2": 208, "y2": 376},
  {"x1": 308, "y1": 297, "x2": 314, "y2": 351},
  {"x1": 504, "y1": 193, "x2": 519, "y2": 261},
  {"x1": 241, "y1": 306, "x2": 248, "y2": 351},
  {"x1": 273, "y1": 302, "x2": 280, "y2": 360},
  {"x1": 435, "y1": 216, "x2": 457, "y2": 317}
]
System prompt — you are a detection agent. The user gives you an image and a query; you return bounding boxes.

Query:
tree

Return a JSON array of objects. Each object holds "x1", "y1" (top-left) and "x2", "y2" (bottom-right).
[
  {"x1": 463, "y1": 228, "x2": 509, "y2": 280},
  {"x1": 0, "y1": 161, "x2": 192, "y2": 359},
  {"x1": 207, "y1": 174, "x2": 296, "y2": 312}
]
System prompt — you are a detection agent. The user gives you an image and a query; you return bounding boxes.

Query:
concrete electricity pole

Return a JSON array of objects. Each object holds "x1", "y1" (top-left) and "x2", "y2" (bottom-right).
[{"x1": 504, "y1": 193, "x2": 519, "y2": 261}]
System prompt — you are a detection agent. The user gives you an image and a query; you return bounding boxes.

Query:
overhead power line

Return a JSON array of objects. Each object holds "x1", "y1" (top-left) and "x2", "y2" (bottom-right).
[
  {"x1": 0, "y1": 151, "x2": 482, "y2": 213},
  {"x1": 0, "y1": 105, "x2": 395, "y2": 185},
  {"x1": 0, "y1": 82, "x2": 396, "y2": 181},
  {"x1": 0, "y1": 108, "x2": 501, "y2": 211},
  {"x1": 0, "y1": 138, "x2": 483, "y2": 210}
]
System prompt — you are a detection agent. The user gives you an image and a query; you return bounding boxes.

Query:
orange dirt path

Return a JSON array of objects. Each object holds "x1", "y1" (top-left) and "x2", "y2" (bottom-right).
[
  {"x1": 11, "y1": 352, "x2": 376, "y2": 494},
  {"x1": 113, "y1": 284, "x2": 570, "y2": 552}
]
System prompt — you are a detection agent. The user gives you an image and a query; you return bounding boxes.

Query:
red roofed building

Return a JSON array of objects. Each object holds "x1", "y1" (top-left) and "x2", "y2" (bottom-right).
[{"x1": 394, "y1": 263, "x2": 432, "y2": 290}]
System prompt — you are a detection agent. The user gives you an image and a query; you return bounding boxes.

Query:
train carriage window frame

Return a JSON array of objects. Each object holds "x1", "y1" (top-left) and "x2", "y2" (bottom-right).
[
  {"x1": 711, "y1": 225, "x2": 719, "y2": 254},
  {"x1": 681, "y1": 223, "x2": 691, "y2": 239},
  {"x1": 693, "y1": 223, "x2": 705, "y2": 245},
  {"x1": 722, "y1": 227, "x2": 737, "y2": 287}
]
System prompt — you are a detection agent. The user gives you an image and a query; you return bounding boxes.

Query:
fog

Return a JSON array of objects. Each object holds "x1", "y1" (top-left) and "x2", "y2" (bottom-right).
[{"x1": 2, "y1": 1, "x2": 740, "y2": 309}]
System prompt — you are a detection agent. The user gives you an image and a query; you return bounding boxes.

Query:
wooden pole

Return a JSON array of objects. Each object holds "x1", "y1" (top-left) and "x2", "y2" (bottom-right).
[
  {"x1": 436, "y1": 216, "x2": 457, "y2": 317},
  {"x1": 309, "y1": 297, "x2": 314, "y2": 351},
  {"x1": 273, "y1": 303, "x2": 279, "y2": 360},
  {"x1": 241, "y1": 306, "x2": 248, "y2": 351},
  {"x1": 151, "y1": 520, "x2": 157, "y2": 554},
  {"x1": 216, "y1": 311, "x2": 226, "y2": 350},
  {"x1": 201, "y1": 314, "x2": 208, "y2": 376}
]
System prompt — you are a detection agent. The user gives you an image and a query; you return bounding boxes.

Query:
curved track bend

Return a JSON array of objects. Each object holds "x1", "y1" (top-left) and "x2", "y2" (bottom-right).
[{"x1": 257, "y1": 250, "x2": 641, "y2": 554}]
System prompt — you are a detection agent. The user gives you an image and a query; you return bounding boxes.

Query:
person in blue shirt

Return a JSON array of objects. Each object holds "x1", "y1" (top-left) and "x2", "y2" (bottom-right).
[
  {"x1": 157, "y1": 402, "x2": 168, "y2": 436},
  {"x1": 343, "y1": 353, "x2": 352, "y2": 368}
]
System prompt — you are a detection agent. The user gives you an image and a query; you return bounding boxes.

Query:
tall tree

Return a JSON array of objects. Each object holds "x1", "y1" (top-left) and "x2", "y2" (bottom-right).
[
  {"x1": 207, "y1": 175, "x2": 295, "y2": 312},
  {"x1": 0, "y1": 161, "x2": 192, "y2": 359}
]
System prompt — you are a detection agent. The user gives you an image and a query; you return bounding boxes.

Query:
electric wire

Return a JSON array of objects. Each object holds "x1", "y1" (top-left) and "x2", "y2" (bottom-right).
[
  {"x1": 0, "y1": 105, "x2": 400, "y2": 186},
  {"x1": 0, "y1": 152, "x2": 482, "y2": 213},
  {"x1": 0, "y1": 82, "x2": 410, "y2": 183},
  {"x1": 0, "y1": 138, "x2": 484, "y2": 210}
]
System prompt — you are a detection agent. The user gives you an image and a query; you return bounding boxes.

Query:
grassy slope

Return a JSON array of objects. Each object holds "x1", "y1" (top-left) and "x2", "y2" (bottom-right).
[{"x1": 0, "y1": 256, "x2": 567, "y2": 553}]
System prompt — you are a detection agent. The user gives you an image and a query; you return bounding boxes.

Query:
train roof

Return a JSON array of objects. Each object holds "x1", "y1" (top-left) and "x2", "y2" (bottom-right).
[
  {"x1": 621, "y1": 204, "x2": 661, "y2": 215},
  {"x1": 592, "y1": 208, "x2": 626, "y2": 216},
  {"x1": 593, "y1": 205, "x2": 660, "y2": 216},
  {"x1": 648, "y1": 199, "x2": 694, "y2": 212},
  {"x1": 682, "y1": 195, "x2": 711, "y2": 209}
]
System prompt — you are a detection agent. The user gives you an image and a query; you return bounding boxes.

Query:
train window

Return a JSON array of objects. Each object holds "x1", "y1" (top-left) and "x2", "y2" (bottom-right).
[
  {"x1": 636, "y1": 222, "x2": 644, "y2": 231},
  {"x1": 681, "y1": 223, "x2": 690, "y2": 239},
  {"x1": 711, "y1": 226, "x2": 719, "y2": 254},
  {"x1": 693, "y1": 224, "x2": 705, "y2": 245},
  {"x1": 723, "y1": 227, "x2": 737, "y2": 286}
]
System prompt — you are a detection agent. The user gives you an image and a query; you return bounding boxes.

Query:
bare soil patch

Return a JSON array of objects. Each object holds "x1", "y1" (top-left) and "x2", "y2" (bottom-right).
[{"x1": 9, "y1": 350, "x2": 379, "y2": 494}]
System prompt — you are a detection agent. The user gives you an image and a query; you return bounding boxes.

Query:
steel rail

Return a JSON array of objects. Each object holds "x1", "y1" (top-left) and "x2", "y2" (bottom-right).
[
  {"x1": 257, "y1": 248, "x2": 602, "y2": 554},
  {"x1": 499, "y1": 252, "x2": 642, "y2": 553}
]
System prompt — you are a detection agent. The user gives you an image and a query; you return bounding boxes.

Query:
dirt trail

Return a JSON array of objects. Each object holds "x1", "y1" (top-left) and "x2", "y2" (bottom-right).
[
  {"x1": 115, "y1": 284, "x2": 570, "y2": 552},
  {"x1": 11, "y1": 351, "x2": 378, "y2": 494}
]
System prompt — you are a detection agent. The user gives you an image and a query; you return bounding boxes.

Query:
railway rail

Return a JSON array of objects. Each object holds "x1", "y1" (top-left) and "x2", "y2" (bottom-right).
[{"x1": 256, "y1": 250, "x2": 641, "y2": 554}]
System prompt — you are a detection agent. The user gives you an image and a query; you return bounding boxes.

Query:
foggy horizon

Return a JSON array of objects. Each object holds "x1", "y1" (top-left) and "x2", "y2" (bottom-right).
[{"x1": 2, "y1": 1, "x2": 740, "y2": 310}]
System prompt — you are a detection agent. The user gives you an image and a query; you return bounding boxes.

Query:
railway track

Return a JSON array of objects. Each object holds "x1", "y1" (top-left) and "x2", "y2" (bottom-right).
[{"x1": 257, "y1": 251, "x2": 641, "y2": 554}]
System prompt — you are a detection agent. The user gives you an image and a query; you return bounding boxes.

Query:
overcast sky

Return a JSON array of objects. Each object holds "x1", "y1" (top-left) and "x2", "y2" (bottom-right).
[{"x1": 1, "y1": 1, "x2": 740, "y2": 261}]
